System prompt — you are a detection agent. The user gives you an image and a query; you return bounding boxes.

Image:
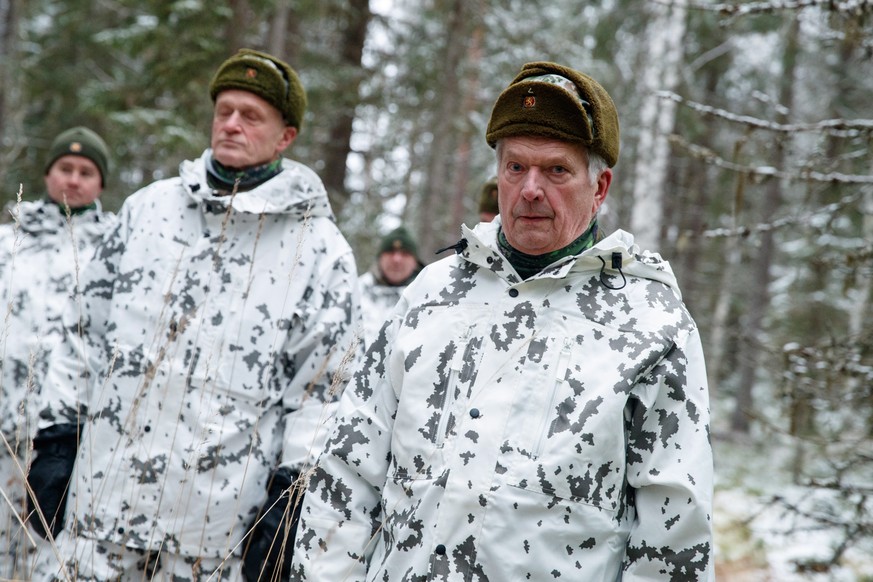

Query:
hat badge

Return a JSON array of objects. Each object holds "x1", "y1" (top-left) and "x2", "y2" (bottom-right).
[
  {"x1": 69, "y1": 142, "x2": 83, "y2": 153},
  {"x1": 523, "y1": 95, "x2": 536, "y2": 109},
  {"x1": 245, "y1": 67, "x2": 258, "y2": 79},
  {"x1": 392, "y1": 240, "x2": 402, "y2": 250}
]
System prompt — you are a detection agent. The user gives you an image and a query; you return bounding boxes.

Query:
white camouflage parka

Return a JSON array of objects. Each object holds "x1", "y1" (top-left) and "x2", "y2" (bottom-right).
[
  {"x1": 0, "y1": 198, "x2": 115, "y2": 439},
  {"x1": 357, "y1": 267, "x2": 406, "y2": 348},
  {"x1": 37, "y1": 151, "x2": 361, "y2": 559},
  {"x1": 292, "y1": 218, "x2": 714, "y2": 581}
]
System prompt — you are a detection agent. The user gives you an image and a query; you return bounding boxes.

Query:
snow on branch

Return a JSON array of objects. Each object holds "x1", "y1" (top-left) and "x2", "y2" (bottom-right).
[
  {"x1": 658, "y1": 91, "x2": 873, "y2": 137},
  {"x1": 658, "y1": 0, "x2": 873, "y2": 17},
  {"x1": 694, "y1": 189, "x2": 863, "y2": 238},
  {"x1": 669, "y1": 134, "x2": 873, "y2": 186}
]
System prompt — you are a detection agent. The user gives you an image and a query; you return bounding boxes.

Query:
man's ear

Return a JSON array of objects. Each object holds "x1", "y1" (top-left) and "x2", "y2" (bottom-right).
[{"x1": 276, "y1": 126, "x2": 298, "y2": 154}]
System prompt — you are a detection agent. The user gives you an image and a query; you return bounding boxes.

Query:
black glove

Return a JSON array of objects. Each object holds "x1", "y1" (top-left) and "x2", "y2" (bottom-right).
[
  {"x1": 242, "y1": 467, "x2": 301, "y2": 582},
  {"x1": 26, "y1": 423, "x2": 80, "y2": 539}
]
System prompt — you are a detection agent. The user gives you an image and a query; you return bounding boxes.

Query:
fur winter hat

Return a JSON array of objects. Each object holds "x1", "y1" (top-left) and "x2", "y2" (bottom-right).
[
  {"x1": 44, "y1": 126, "x2": 110, "y2": 187},
  {"x1": 209, "y1": 48, "x2": 307, "y2": 129},
  {"x1": 485, "y1": 61, "x2": 620, "y2": 167}
]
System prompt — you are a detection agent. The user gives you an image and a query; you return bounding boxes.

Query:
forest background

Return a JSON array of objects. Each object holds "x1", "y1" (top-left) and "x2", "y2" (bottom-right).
[{"x1": 1, "y1": 0, "x2": 872, "y2": 579}]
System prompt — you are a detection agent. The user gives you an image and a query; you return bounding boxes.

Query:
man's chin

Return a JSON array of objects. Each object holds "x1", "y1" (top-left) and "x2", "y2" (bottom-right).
[{"x1": 212, "y1": 147, "x2": 249, "y2": 169}]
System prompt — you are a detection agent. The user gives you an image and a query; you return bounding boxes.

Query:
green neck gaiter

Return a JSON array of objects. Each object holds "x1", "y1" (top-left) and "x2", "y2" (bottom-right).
[
  {"x1": 206, "y1": 155, "x2": 283, "y2": 193},
  {"x1": 47, "y1": 197, "x2": 97, "y2": 216},
  {"x1": 498, "y1": 218, "x2": 600, "y2": 280}
]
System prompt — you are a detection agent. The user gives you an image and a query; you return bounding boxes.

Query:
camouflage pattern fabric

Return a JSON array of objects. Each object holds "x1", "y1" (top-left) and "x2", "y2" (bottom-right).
[
  {"x1": 356, "y1": 267, "x2": 405, "y2": 348},
  {"x1": 0, "y1": 198, "x2": 115, "y2": 578},
  {"x1": 0, "y1": 198, "x2": 115, "y2": 438},
  {"x1": 36, "y1": 150, "x2": 362, "y2": 564},
  {"x1": 291, "y1": 218, "x2": 714, "y2": 581}
]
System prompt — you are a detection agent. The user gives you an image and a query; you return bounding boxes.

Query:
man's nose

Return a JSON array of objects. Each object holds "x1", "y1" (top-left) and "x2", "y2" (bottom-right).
[{"x1": 520, "y1": 169, "x2": 545, "y2": 201}]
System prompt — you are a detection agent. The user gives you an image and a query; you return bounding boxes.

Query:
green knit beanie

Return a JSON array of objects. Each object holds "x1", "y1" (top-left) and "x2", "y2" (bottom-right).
[
  {"x1": 44, "y1": 126, "x2": 110, "y2": 186},
  {"x1": 485, "y1": 61, "x2": 620, "y2": 167},
  {"x1": 209, "y1": 48, "x2": 307, "y2": 129},
  {"x1": 378, "y1": 226, "x2": 419, "y2": 258},
  {"x1": 478, "y1": 179, "x2": 499, "y2": 215}
]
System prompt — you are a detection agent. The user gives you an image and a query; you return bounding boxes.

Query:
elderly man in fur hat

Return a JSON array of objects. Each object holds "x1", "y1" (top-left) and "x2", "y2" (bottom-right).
[
  {"x1": 291, "y1": 62, "x2": 714, "y2": 581},
  {"x1": 0, "y1": 126, "x2": 116, "y2": 579},
  {"x1": 28, "y1": 49, "x2": 361, "y2": 581}
]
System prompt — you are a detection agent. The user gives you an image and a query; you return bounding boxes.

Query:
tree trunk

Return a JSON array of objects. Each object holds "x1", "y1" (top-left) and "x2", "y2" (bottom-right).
[
  {"x1": 730, "y1": 15, "x2": 799, "y2": 434},
  {"x1": 319, "y1": 0, "x2": 372, "y2": 217},
  {"x1": 417, "y1": 0, "x2": 468, "y2": 257},
  {"x1": 628, "y1": 0, "x2": 687, "y2": 252},
  {"x1": 0, "y1": 0, "x2": 20, "y2": 184},
  {"x1": 448, "y1": 0, "x2": 484, "y2": 236}
]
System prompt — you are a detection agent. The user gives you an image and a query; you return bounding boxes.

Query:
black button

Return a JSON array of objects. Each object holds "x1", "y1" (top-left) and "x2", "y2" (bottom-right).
[
  {"x1": 435, "y1": 544, "x2": 446, "y2": 555},
  {"x1": 508, "y1": 288, "x2": 519, "y2": 297},
  {"x1": 486, "y1": 256, "x2": 493, "y2": 263},
  {"x1": 118, "y1": 527, "x2": 125, "y2": 534},
  {"x1": 144, "y1": 425, "x2": 151, "y2": 433},
  {"x1": 469, "y1": 408, "x2": 480, "y2": 418},
  {"x1": 203, "y1": 231, "x2": 211, "y2": 238}
]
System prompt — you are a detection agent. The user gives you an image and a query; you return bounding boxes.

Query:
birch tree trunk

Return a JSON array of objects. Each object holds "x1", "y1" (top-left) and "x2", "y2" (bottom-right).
[{"x1": 628, "y1": 0, "x2": 687, "y2": 252}]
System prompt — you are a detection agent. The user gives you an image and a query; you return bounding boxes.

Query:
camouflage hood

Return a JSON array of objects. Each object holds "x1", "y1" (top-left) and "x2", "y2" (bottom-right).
[
  {"x1": 4, "y1": 198, "x2": 111, "y2": 240},
  {"x1": 179, "y1": 149, "x2": 336, "y2": 219}
]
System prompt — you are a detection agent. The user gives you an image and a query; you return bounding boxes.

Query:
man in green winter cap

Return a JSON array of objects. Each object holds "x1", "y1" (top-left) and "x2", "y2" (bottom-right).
[
  {"x1": 29, "y1": 49, "x2": 361, "y2": 582},
  {"x1": 477, "y1": 178, "x2": 499, "y2": 222},
  {"x1": 357, "y1": 225, "x2": 424, "y2": 346},
  {"x1": 0, "y1": 126, "x2": 116, "y2": 578}
]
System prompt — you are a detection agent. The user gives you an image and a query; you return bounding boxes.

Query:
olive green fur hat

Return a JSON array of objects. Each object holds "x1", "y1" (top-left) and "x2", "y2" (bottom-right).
[
  {"x1": 44, "y1": 126, "x2": 110, "y2": 187},
  {"x1": 485, "y1": 61, "x2": 620, "y2": 167},
  {"x1": 478, "y1": 179, "x2": 499, "y2": 215},
  {"x1": 378, "y1": 226, "x2": 420, "y2": 259},
  {"x1": 209, "y1": 48, "x2": 307, "y2": 129}
]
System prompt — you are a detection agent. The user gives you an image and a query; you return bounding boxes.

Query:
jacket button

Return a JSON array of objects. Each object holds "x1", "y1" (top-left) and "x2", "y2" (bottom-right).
[
  {"x1": 508, "y1": 288, "x2": 518, "y2": 297},
  {"x1": 469, "y1": 408, "x2": 480, "y2": 418},
  {"x1": 144, "y1": 425, "x2": 151, "y2": 433},
  {"x1": 117, "y1": 527, "x2": 125, "y2": 534},
  {"x1": 435, "y1": 544, "x2": 446, "y2": 555}
]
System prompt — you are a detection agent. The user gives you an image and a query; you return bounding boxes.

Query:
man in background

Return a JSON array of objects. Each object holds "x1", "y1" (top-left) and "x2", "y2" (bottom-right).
[
  {"x1": 477, "y1": 178, "x2": 498, "y2": 222},
  {"x1": 357, "y1": 225, "x2": 423, "y2": 347},
  {"x1": 0, "y1": 126, "x2": 116, "y2": 579},
  {"x1": 29, "y1": 49, "x2": 361, "y2": 581}
]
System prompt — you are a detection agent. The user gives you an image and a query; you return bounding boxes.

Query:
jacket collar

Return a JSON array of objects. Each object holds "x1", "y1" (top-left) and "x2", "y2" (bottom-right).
[
  {"x1": 455, "y1": 217, "x2": 682, "y2": 296},
  {"x1": 179, "y1": 149, "x2": 335, "y2": 219}
]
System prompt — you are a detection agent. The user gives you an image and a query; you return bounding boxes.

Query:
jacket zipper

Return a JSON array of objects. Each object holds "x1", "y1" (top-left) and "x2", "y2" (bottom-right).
[
  {"x1": 533, "y1": 338, "x2": 572, "y2": 458},
  {"x1": 435, "y1": 325, "x2": 473, "y2": 448}
]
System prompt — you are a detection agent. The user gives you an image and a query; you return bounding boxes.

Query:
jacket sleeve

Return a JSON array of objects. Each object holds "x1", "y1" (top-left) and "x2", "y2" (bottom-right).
[
  {"x1": 289, "y1": 299, "x2": 405, "y2": 581},
  {"x1": 279, "y1": 242, "x2": 363, "y2": 472},
  {"x1": 622, "y1": 325, "x2": 715, "y2": 581},
  {"x1": 36, "y1": 207, "x2": 130, "y2": 429}
]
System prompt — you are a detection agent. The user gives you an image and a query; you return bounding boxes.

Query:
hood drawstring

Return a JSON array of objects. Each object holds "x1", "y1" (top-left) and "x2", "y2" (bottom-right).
[
  {"x1": 435, "y1": 238, "x2": 468, "y2": 255},
  {"x1": 599, "y1": 252, "x2": 627, "y2": 290}
]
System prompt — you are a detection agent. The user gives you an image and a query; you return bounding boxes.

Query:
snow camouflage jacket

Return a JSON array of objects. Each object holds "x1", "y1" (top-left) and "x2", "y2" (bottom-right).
[
  {"x1": 357, "y1": 268, "x2": 406, "y2": 348},
  {"x1": 37, "y1": 150, "x2": 362, "y2": 558},
  {"x1": 0, "y1": 198, "x2": 115, "y2": 439},
  {"x1": 292, "y1": 219, "x2": 714, "y2": 581}
]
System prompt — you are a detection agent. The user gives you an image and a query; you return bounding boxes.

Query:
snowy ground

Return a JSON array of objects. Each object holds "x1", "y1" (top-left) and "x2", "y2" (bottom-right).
[{"x1": 712, "y1": 433, "x2": 873, "y2": 581}]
